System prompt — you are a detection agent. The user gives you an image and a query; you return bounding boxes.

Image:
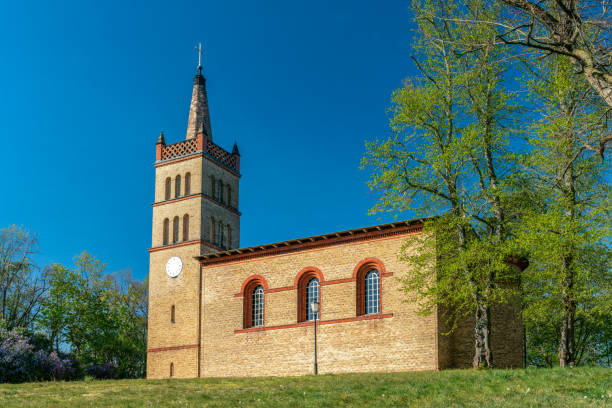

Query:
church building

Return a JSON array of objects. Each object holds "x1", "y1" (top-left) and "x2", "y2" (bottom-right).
[{"x1": 146, "y1": 59, "x2": 524, "y2": 379}]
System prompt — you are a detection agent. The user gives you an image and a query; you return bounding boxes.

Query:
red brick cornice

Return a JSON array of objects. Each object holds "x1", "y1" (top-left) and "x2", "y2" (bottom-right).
[
  {"x1": 147, "y1": 344, "x2": 198, "y2": 353},
  {"x1": 234, "y1": 313, "x2": 393, "y2": 334},
  {"x1": 199, "y1": 220, "x2": 425, "y2": 267},
  {"x1": 148, "y1": 239, "x2": 224, "y2": 253},
  {"x1": 152, "y1": 193, "x2": 241, "y2": 216}
]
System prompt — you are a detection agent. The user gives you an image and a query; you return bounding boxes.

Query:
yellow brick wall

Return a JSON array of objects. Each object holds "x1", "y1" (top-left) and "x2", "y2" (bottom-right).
[{"x1": 196, "y1": 232, "x2": 439, "y2": 378}]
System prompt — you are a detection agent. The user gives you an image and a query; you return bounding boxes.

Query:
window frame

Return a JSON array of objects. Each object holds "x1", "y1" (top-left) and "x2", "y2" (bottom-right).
[
  {"x1": 296, "y1": 267, "x2": 324, "y2": 323},
  {"x1": 354, "y1": 258, "x2": 385, "y2": 316},
  {"x1": 241, "y1": 275, "x2": 268, "y2": 329}
]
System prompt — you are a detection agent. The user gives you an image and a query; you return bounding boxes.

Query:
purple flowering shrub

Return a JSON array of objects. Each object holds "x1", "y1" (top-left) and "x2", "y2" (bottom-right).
[{"x1": 0, "y1": 327, "x2": 76, "y2": 383}]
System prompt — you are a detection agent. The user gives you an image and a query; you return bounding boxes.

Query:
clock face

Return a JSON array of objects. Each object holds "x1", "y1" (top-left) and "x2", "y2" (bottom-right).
[{"x1": 166, "y1": 256, "x2": 182, "y2": 278}]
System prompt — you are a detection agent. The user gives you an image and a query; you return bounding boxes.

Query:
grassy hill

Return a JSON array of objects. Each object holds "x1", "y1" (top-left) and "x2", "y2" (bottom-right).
[{"x1": 0, "y1": 367, "x2": 609, "y2": 407}]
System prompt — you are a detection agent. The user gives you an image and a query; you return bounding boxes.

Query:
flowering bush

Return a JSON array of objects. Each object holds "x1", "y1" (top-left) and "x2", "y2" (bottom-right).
[{"x1": 0, "y1": 327, "x2": 76, "y2": 383}]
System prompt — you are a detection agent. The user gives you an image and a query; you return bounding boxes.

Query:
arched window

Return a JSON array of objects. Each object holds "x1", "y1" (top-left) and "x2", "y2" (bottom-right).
[
  {"x1": 182, "y1": 214, "x2": 189, "y2": 241},
  {"x1": 226, "y1": 184, "x2": 231, "y2": 206},
  {"x1": 172, "y1": 216, "x2": 179, "y2": 244},
  {"x1": 184, "y1": 173, "x2": 191, "y2": 195},
  {"x1": 364, "y1": 270, "x2": 380, "y2": 314},
  {"x1": 162, "y1": 218, "x2": 169, "y2": 245},
  {"x1": 171, "y1": 305, "x2": 175, "y2": 323},
  {"x1": 165, "y1": 177, "x2": 171, "y2": 200},
  {"x1": 217, "y1": 180, "x2": 224, "y2": 203},
  {"x1": 252, "y1": 286, "x2": 264, "y2": 327},
  {"x1": 296, "y1": 268, "x2": 324, "y2": 322},
  {"x1": 226, "y1": 224, "x2": 231, "y2": 249},
  {"x1": 175, "y1": 175, "x2": 181, "y2": 198},
  {"x1": 354, "y1": 258, "x2": 385, "y2": 316},
  {"x1": 241, "y1": 276, "x2": 268, "y2": 329},
  {"x1": 170, "y1": 362, "x2": 174, "y2": 377},
  {"x1": 306, "y1": 278, "x2": 320, "y2": 321},
  {"x1": 210, "y1": 176, "x2": 216, "y2": 197},
  {"x1": 217, "y1": 221, "x2": 224, "y2": 247},
  {"x1": 210, "y1": 216, "x2": 215, "y2": 243}
]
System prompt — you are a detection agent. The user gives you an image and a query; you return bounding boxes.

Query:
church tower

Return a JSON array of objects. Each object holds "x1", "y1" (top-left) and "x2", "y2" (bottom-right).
[{"x1": 147, "y1": 58, "x2": 241, "y2": 379}]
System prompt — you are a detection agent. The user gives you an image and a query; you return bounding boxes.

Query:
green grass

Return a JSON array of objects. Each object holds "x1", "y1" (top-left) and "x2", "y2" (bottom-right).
[{"x1": 0, "y1": 367, "x2": 609, "y2": 407}]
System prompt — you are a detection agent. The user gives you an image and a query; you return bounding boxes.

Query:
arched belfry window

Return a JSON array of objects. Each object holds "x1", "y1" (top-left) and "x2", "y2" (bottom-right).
[
  {"x1": 217, "y1": 221, "x2": 224, "y2": 247},
  {"x1": 296, "y1": 268, "x2": 324, "y2": 322},
  {"x1": 217, "y1": 180, "x2": 224, "y2": 203},
  {"x1": 354, "y1": 258, "x2": 385, "y2": 316},
  {"x1": 185, "y1": 173, "x2": 191, "y2": 195},
  {"x1": 226, "y1": 224, "x2": 231, "y2": 249},
  {"x1": 364, "y1": 270, "x2": 380, "y2": 314},
  {"x1": 182, "y1": 214, "x2": 189, "y2": 241},
  {"x1": 172, "y1": 216, "x2": 179, "y2": 244},
  {"x1": 241, "y1": 276, "x2": 268, "y2": 329},
  {"x1": 165, "y1": 177, "x2": 171, "y2": 200},
  {"x1": 210, "y1": 216, "x2": 216, "y2": 243},
  {"x1": 162, "y1": 218, "x2": 169, "y2": 245},
  {"x1": 226, "y1": 184, "x2": 231, "y2": 206},
  {"x1": 210, "y1": 176, "x2": 216, "y2": 197},
  {"x1": 175, "y1": 175, "x2": 181, "y2": 198}
]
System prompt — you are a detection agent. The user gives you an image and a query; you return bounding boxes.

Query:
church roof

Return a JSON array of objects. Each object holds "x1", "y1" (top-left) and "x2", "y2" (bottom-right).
[{"x1": 197, "y1": 218, "x2": 427, "y2": 266}]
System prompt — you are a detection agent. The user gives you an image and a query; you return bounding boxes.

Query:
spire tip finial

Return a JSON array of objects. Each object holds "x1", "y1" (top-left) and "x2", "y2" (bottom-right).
[{"x1": 195, "y1": 42, "x2": 204, "y2": 75}]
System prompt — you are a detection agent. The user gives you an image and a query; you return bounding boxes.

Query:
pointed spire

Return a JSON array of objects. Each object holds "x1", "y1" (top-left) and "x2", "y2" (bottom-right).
[
  {"x1": 185, "y1": 71, "x2": 212, "y2": 140},
  {"x1": 232, "y1": 142, "x2": 240, "y2": 155},
  {"x1": 196, "y1": 120, "x2": 207, "y2": 136},
  {"x1": 157, "y1": 131, "x2": 165, "y2": 145}
]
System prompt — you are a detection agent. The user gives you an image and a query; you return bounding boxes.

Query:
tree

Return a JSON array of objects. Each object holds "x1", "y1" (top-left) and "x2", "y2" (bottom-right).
[
  {"x1": 0, "y1": 226, "x2": 48, "y2": 330},
  {"x1": 516, "y1": 55, "x2": 611, "y2": 367},
  {"x1": 39, "y1": 253, "x2": 149, "y2": 378},
  {"x1": 496, "y1": 0, "x2": 612, "y2": 117},
  {"x1": 362, "y1": 0, "x2": 521, "y2": 368}
]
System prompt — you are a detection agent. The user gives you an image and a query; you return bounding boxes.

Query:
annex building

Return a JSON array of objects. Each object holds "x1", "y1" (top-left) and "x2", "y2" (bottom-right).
[{"x1": 146, "y1": 61, "x2": 524, "y2": 379}]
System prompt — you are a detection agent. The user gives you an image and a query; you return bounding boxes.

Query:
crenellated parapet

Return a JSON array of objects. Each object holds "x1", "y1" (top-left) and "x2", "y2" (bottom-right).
[{"x1": 156, "y1": 131, "x2": 240, "y2": 174}]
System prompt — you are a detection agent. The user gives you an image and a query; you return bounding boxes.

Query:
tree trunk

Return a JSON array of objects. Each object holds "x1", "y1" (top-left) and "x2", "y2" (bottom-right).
[
  {"x1": 559, "y1": 255, "x2": 576, "y2": 367},
  {"x1": 473, "y1": 297, "x2": 493, "y2": 368}
]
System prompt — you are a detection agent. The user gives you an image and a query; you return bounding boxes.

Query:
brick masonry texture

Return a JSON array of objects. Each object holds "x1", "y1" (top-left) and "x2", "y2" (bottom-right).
[{"x1": 147, "y1": 227, "x2": 525, "y2": 379}]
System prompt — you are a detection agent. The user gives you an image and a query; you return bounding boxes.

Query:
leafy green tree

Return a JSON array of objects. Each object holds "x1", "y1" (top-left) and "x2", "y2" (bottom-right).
[
  {"x1": 362, "y1": 0, "x2": 522, "y2": 368},
  {"x1": 516, "y1": 56, "x2": 611, "y2": 367},
  {"x1": 39, "y1": 253, "x2": 148, "y2": 378}
]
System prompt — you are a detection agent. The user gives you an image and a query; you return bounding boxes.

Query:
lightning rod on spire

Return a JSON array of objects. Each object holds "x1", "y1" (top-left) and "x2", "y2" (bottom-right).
[{"x1": 195, "y1": 42, "x2": 204, "y2": 74}]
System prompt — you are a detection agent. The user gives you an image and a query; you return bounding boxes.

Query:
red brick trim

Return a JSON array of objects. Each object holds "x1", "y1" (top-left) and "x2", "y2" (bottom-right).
[
  {"x1": 155, "y1": 152, "x2": 241, "y2": 178},
  {"x1": 147, "y1": 344, "x2": 199, "y2": 353},
  {"x1": 239, "y1": 275, "x2": 268, "y2": 329},
  {"x1": 238, "y1": 271, "x2": 393, "y2": 294},
  {"x1": 152, "y1": 194, "x2": 200, "y2": 207},
  {"x1": 236, "y1": 274, "x2": 269, "y2": 296},
  {"x1": 354, "y1": 258, "x2": 386, "y2": 317},
  {"x1": 295, "y1": 267, "x2": 324, "y2": 323},
  {"x1": 234, "y1": 313, "x2": 393, "y2": 334},
  {"x1": 293, "y1": 266, "x2": 324, "y2": 287},
  {"x1": 152, "y1": 193, "x2": 241, "y2": 215},
  {"x1": 199, "y1": 221, "x2": 424, "y2": 266},
  {"x1": 200, "y1": 193, "x2": 241, "y2": 215},
  {"x1": 148, "y1": 240, "x2": 224, "y2": 253},
  {"x1": 352, "y1": 257, "x2": 386, "y2": 279}
]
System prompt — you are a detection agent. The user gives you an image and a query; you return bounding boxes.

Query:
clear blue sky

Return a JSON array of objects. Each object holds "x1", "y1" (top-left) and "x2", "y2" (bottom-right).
[{"x1": 0, "y1": 0, "x2": 418, "y2": 281}]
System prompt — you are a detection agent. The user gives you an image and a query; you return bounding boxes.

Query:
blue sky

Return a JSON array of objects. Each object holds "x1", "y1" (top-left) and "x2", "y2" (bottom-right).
[{"x1": 0, "y1": 0, "x2": 418, "y2": 280}]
